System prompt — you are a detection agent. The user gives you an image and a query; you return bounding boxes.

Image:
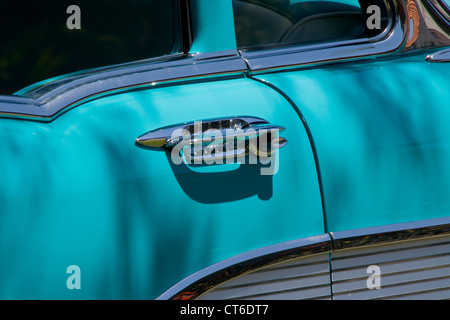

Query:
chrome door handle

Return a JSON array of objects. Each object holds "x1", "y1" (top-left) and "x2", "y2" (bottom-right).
[{"x1": 136, "y1": 116, "x2": 287, "y2": 163}]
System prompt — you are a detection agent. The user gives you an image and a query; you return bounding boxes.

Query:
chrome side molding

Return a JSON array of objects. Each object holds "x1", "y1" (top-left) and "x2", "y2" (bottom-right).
[
  {"x1": 331, "y1": 216, "x2": 450, "y2": 249},
  {"x1": 426, "y1": 48, "x2": 450, "y2": 62},
  {"x1": 157, "y1": 234, "x2": 333, "y2": 300},
  {"x1": 158, "y1": 216, "x2": 450, "y2": 300},
  {"x1": 0, "y1": 51, "x2": 248, "y2": 121}
]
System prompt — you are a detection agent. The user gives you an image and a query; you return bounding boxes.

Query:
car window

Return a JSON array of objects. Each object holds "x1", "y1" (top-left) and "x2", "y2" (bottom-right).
[
  {"x1": 233, "y1": 0, "x2": 387, "y2": 49},
  {"x1": 0, "y1": 0, "x2": 181, "y2": 95}
]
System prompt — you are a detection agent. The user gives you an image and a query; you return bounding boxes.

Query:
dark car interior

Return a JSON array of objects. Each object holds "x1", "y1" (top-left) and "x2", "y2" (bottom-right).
[{"x1": 232, "y1": 0, "x2": 387, "y2": 48}]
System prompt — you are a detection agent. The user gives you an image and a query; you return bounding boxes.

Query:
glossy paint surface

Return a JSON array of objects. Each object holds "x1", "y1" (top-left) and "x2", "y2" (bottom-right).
[
  {"x1": 0, "y1": 77, "x2": 324, "y2": 299},
  {"x1": 2, "y1": 0, "x2": 450, "y2": 300},
  {"x1": 255, "y1": 52, "x2": 450, "y2": 232},
  {"x1": 189, "y1": 0, "x2": 237, "y2": 53}
]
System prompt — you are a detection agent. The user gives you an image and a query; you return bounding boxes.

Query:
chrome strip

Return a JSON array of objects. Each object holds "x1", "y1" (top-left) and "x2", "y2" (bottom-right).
[
  {"x1": 331, "y1": 216, "x2": 450, "y2": 250},
  {"x1": 240, "y1": 0, "x2": 406, "y2": 73},
  {"x1": 426, "y1": 0, "x2": 450, "y2": 26},
  {"x1": 0, "y1": 50, "x2": 247, "y2": 121},
  {"x1": 240, "y1": 0, "x2": 450, "y2": 72},
  {"x1": 241, "y1": 39, "x2": 380, "y2": 73},
  {"x1": 159, "y1": 216, "x2": 450, "y2": 300},
  {"x1": 426, "y1": 47, "x2": 450, "y2": 61},
  {"x1": 1, "y1": 0, "x2": 449, "y2": 120},
  {"x1": 157, "y1": 234, "x2": 332, "y2": 300}
]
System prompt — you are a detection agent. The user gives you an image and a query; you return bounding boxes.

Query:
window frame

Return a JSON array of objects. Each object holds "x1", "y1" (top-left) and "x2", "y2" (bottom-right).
[
  {"x1": 0, "y1": 0, "x2": 254, "y2": 123},
  {"x1": 233, "y1": 0, "x2": 370, "y2": 50},
  {"x1": 235, "y1": 0, "x2": 402, "y2": 73},
  {"x1": 0, "y1": 0, "x2": 191, "y2": 99}
]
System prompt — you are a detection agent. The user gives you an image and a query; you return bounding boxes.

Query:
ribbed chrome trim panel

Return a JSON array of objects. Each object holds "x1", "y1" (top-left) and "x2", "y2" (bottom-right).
[
  {"x1": 158, "y1": 217, "x2": 450, "y2": 300},
  {"x1": 197, "y1": 253, "x2": 331, "y2": 300},
  {"x1": 157, "y1": 234, "x2": 332, "y2": 300},
  {"x1": 331, "y1": 233, "x2": 450, "y2": 300}
]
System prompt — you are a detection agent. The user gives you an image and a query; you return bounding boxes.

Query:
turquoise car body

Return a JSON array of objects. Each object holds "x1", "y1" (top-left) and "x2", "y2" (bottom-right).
[{"x1": 0, "y1": 0, "x2": 450, "y2": 299}]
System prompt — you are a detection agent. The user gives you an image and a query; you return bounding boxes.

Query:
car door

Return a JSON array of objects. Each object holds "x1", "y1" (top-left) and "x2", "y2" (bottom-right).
[
  {"x1": 0, "y1": 0, "x2": 326, "y2": 299},
  {"x1": 232, "y1": 0, "x2": 450, "y2": 299},
  {"x1": 236, "y1": 0, "x2": 450, "y2": 233}
]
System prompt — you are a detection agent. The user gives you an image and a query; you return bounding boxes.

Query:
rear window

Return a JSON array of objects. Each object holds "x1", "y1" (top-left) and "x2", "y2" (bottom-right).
[{"x1": 0, "y1": 0, "x2": 181, "y2": 95}]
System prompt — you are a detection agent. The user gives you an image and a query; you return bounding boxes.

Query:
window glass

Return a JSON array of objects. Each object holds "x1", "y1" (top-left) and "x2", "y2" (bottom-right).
[
  {"x1": 0, "y1": 0, "x2": 181, "y2": 95},
  {"x1": 233, "y1": 0, "x2": 387, "y2": 49}
]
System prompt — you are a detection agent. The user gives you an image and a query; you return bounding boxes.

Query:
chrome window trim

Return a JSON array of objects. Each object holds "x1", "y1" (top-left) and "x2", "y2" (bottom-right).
[
  {"x1": 158, "y1": 216, "x2": 450, "y2": 300},
  {"x1": 0, "y1": 0, "x2": 203, "y2": 122},
  {"x1": 1, "y1": 0, "x2": 449, "y2": 120},
  {"x1": 432, "y1": 0, "x2": 450, "y2": 19},
  {"x1": 424, "y1": 0, "x2": 450, "y2": 27},
  {"x1": 0, "y1": 51, "x2": 247, "y2": 122},
  {"x1": 239, "y1": 0, "x2": 403, "y2": 72},
  {"x1": 240, "y1": 0, "x2": 450, "y2": 73}
]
